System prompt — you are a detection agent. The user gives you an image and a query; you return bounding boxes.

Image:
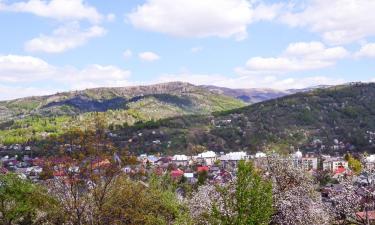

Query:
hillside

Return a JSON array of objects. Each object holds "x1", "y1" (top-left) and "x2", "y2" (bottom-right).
[
  {"x1": 0, "y1": 82, "x2": 245, "y2": 145},
  {"x1": 200, "y1": 85, "x2": 290, "y2": 103},
  {"x1": 105, "y1": 82, "x2": 375, "y2": 155}
]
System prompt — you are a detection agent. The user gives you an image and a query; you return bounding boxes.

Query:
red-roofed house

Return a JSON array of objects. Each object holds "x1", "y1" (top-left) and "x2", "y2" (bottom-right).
[
  {"x1": 197, "y1": 166, "x2": 209, "y2": 173},
  {"x1": 171, "y1": 169, "x2": 184, "y2": 179}
]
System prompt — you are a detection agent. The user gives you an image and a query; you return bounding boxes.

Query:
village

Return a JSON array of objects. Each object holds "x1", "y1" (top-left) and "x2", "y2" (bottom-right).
[{"x1": 0, "y1": 146, "x2": 373, "y2": 184}]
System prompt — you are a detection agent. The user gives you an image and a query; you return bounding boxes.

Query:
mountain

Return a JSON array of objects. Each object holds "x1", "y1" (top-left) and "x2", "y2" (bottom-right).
[
  {"x1": 200, "y1": 85, "x2": 334, "y2": 104},
  {"x1": 0, "y1": 82, "x2": 245, "y2": 145},
  {"x1": 200, "y1": 85, "x2": 291, "y2": 103},
  {"x1": 105, "y1": 82, "x2": 375, "y2": 155}
]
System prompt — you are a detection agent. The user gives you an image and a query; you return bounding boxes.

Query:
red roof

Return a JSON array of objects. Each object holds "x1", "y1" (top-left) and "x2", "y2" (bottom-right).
[
  {"x1": 334, "y1": 166, "x2": 346, "y2": 174},
  {"x1": 171, "y1": 169, "x2": 184, "y2": 178},
  {"x1": 53, "y1": 170, "x2": 66, "y2": 177},
  {"x1": 197, "y1": 166, "x2": 209, "y2": 173},
  {"x1": 356, "y1": 211, "x2": 375, "y2": 220}
]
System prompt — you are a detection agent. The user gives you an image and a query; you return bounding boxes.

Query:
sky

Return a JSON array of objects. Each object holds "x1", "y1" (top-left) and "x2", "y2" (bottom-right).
[{"x1": 0, "y1": 0, "x2": 375, "y2": 100}]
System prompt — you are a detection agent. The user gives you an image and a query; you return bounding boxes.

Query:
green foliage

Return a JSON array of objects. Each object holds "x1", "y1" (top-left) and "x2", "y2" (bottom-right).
[
  {"x1": 346, "y1": 154, "x2": 362, "y2": 174},
  {"x1": 0, "y1": 173, "x2": 58, "y2": 225},
  {"x1": 197, "y1": 170, "x2": 208, "y2": 185},
  {"x1": 103, "y1": 175, "x2": 192, "y2": 225},
  {"x1": 211, "y1": 161, "x2": 273, "y2": 225}
]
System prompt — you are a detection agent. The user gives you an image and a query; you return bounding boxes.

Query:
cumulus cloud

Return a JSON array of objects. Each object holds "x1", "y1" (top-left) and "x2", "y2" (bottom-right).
[
  {"x1": 281, "y1": 0, "x2": 375, "y2": 45},
  {"x1": 0, "y1": 0, "x2": 103, "y2": 23},
  {"x1": 0, "y1": 55, "x2": 132, "y2": 100},
  {"x1": 0, "y1": 0, "x2": 108, "y2": 53},
  {"x1": 0, "y1": 54, "x2": 54, "y2": 82},
  {"x1": 128, "y1": 0, "x2": 283, "y2": 40},
  {"x1": 138, "y1": 51, "x2": 160, "y2": 62},
  {"x1": 355, "y1": 43, "x2": 375, "y2": 58},
  {"x1": 237, "y1": 41, "x2": 349, "y2": 74},
  {"x1": 25, "y1": 23, "x2": 106, "y2": 53}
]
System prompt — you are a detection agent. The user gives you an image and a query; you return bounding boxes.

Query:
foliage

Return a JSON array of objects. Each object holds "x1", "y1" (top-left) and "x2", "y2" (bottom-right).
[
  {"x1": 0, "y1": 173, "x2": 59, "y2": 225},
  {"x1": 346, "y1": 154, "x2": 363, "y2": 175},
  {"x1": 188, "y1": 161, "x2": 273, "y2": 225},
  {"x1": 265, "y1": 157, "x2": 331, "y2": 225}
]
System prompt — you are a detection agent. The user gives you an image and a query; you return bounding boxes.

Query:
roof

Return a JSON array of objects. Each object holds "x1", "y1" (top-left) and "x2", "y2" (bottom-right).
[
  {"x1": 255, "y1": 152, "x2": 266, "y2": 158},
  {"x1": 220, "y1": 152, "x2": 247, "y2": 161},
  {"x1": 356, "y1": 211, "x2": 375, "y2": 220},
  {"x1": 171, "y1": 169, "x2": 184, "y2": 178},
  {"x1": 334, "y1": 166, "x2": 347, "y2": 174},
  {"x1": 173, "y1": 155, "x2": 188, "y2": 161},
  {"x1": 156, "y1": 157, "x2": 171, "y2": 164},
  {"x1": 197, "y1": 166, "x2": 209, "y2": 173},
  {"x1": 197, "y1": 151, "x2": 216, "y2": 158}
]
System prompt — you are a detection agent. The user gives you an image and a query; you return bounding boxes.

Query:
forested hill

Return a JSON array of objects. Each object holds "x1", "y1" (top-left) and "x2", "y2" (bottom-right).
[
  {"x1": 109, "y1": 82, "x2": 375, "y2": 155},
  {"x1": 0, "y1": 82, "x2": 245, "y2": 145},
  {"x1": 0, "y1": 82, "x2": 244, "y2": 122}
]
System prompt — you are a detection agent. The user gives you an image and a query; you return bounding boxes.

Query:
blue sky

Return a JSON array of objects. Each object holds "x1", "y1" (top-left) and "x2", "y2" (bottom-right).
[{"x1": 0, "y1": 0, "x2": 375, "y2": 100}]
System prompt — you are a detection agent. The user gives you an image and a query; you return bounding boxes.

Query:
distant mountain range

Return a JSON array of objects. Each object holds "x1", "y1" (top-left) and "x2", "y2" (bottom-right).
[{"x1": 200, "y1": 85, "x2": 332, "y2": 103}]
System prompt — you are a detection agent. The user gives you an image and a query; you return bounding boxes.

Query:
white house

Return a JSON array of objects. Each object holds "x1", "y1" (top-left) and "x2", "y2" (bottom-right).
[
  {"x1": 172, "y1": 155, "x2": 189, "y2": 166},
  {"x1": 322, "y1": 157, "x2": 348, "y2": 172},
  {"x1": 365, "y1": 155, "x2": 375, "y2": 170},
  {"x1": 195, "y1": 151, "x2": 217, "y2": 166}
]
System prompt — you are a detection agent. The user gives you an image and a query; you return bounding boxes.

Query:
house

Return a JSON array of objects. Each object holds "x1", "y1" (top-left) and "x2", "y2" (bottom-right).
[
  {"x1": 155, "y1": 157, "x2": 172, "y2": 168},
  {"x1": 322, "y1": 157, "x2": 348, "y2": 172},
  {"x1": 171, "y1": 169, "x2": 184, "y2": 179},
  {"x1": 292, "y1": 150, "x2": 318, "y2": 171},
  {"x1": 301, "y1": 157, "x2": 318, "y2": 170},
  {"x1": 195, "y1": 151, "x2": 217, "y2": 166},
  {"x1": 172, "y1": 155, "x2": 189, "y2": 166},
  {"x1": 219, "y1": 151, "x2": 248, "y2": 168},
  {"x1": 197, "y1": 166, "x2": 209, "y2": 173},
  {"x1": 183, "y1": 172, "x2": 195, "y2": 183},
  {"x1": 365, "y1": 155, "x2": 375, "y2": 170},
  {"x1": 255, "y1": 152, "x2": 267, "y2": 158}
]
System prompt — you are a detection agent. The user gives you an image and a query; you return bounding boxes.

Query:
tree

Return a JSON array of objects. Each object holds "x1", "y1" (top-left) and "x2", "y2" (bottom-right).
[
  {"x1": 0, "y1": 173, "x2": 59, "y2": 225},
  {"x1": 347, "y1": 155, "x2": 362, "y2": 175},
  {"x1": 101, "y1": 175, "x2": 191, "y2": 225},
  {"x1": 188, "y1": 161, "x2": 273, "y2": 225},
  {"x1": 265, "y1": 157, "x2": 331, "y2": 225}
]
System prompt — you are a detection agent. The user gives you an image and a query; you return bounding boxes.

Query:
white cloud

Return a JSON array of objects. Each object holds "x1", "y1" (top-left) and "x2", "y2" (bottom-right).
[
  {"x1": 0, "y1": 0, "x2": 107, "y2": 53},
  {"x1": 138, "y1": 51, "x2": 160, "y2": 62},
  {"x1": 25, "y1": 23, "x2": 106, "y2": 53},
  {"x1": 0, "y1": 54, "x2": 54, "y2": 82},
  {"x1": 0, "y1": 55, "x2": 132, "y2": 100},
  {"x1": 237, "y1": 41, "x2": 349, "y2": 74},
  {"x1": 0, "y1": 0, "x2": 103, "y2": 23},
  {"x1": 59, "y1": 65, "x2": 132, "y2": 90},
  {"x1": 128, "y1": 0, "x2": 282, "y2": 40},
  {"x1": 281, "y1": 0, "x2": 375, "y2": 45},
  {"x1": 157, "y1": 72, "x2": 345, "y2": 90},
  {"x1": 123, "y1": 49, "x2": 133, "y2": 59},
  {"x1": 355, "y1": 43, "x2": 375, "y2": 58}
]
